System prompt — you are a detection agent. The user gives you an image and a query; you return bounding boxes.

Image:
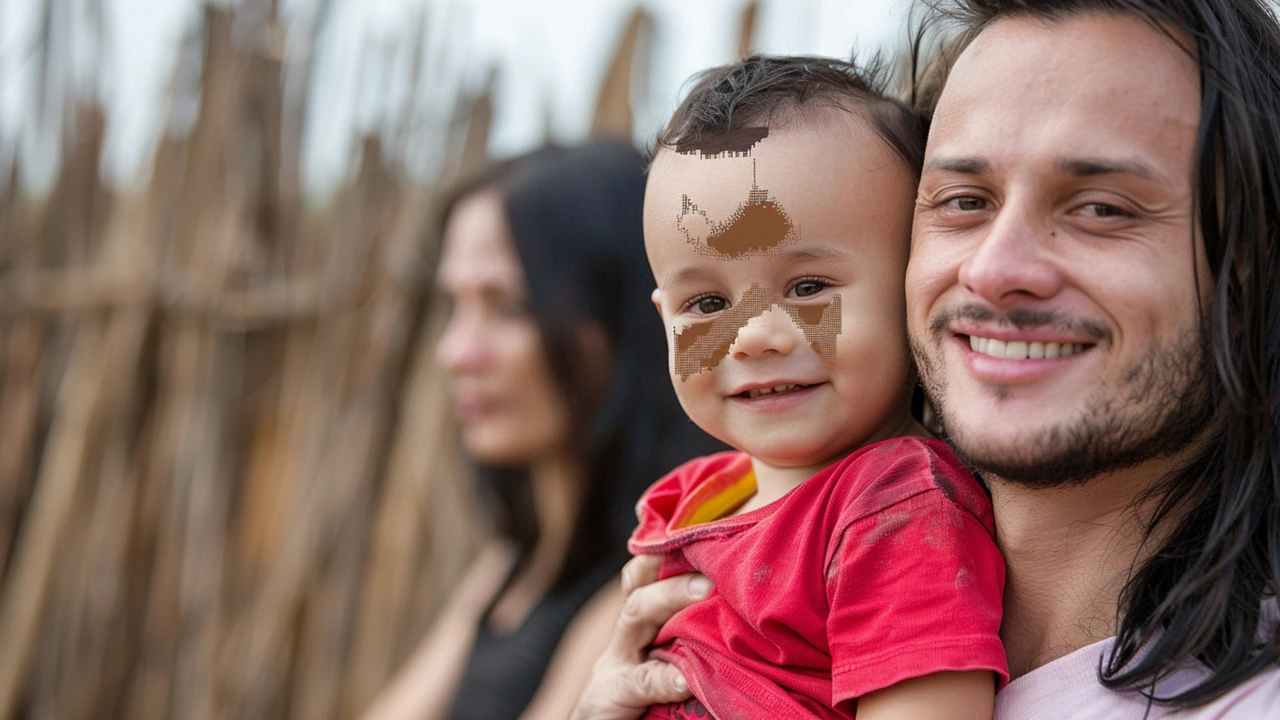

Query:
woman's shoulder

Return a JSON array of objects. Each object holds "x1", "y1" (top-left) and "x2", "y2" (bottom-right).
[
  {"x1": 452, "y1": 540, "x2": 520, "y2": 610},
  {"x1": 516, "y1": 576, "x2": 624, "y2": 720}
]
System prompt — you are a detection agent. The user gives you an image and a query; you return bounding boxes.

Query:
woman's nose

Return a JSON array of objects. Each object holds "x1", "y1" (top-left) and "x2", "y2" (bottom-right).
[
  {"x1": 436, "y1": 309, "x2": 488, "y2": 374},
  {"x1": 728, "y1": 306, "x2": 801, "y2": 360}
]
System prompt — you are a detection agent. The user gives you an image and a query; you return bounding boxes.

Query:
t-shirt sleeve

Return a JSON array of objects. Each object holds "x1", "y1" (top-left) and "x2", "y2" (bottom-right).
[{"x1": 826, "y1": 485, "x2": 1008, "y2": 704}]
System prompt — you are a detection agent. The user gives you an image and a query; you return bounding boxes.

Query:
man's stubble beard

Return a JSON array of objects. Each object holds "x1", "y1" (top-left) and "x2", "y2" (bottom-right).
[{"x1": 909, "y1": 323, "x2": 1216, "y2": 488}]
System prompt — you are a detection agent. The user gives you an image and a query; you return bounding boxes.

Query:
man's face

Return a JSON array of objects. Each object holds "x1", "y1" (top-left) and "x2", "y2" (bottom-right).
[
  {"x1": 907, "y1": 13, "x2": 1215, "y2": 485},
  {"x1": 646, "y1": 119, "x2": 918, "y2": 468}
]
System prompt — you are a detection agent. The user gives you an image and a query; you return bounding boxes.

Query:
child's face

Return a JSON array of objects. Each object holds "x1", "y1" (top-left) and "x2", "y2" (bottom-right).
[{"x1": 645, "y1": 118, "x2": 918, "y2": 468}]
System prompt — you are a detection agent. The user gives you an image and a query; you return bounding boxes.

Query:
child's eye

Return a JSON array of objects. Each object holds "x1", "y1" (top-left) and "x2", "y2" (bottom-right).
[
  {"x1": 680, "y1": 293, "x2": 732, "y2": 312},
  {"x1": 787, "y1": 278, "x2": 828, "y2": 298},
  {"x1": 684, "y1": 294, "x2": 727, "y2": 314}
]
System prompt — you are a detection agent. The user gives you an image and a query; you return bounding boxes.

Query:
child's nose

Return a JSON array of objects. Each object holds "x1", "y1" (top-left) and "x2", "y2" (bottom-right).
[{"x1": 728, "y1": 306, "x2": 802, "y2": 360}]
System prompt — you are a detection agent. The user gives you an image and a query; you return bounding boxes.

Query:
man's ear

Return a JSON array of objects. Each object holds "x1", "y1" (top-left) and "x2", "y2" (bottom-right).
[{"x1": 651, "y1": 288, "x2": 664, "y2": 317}]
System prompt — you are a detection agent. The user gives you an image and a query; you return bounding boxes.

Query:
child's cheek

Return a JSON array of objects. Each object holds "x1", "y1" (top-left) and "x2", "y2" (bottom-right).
[{"x1": 668, "y1": 353, "x2": 721, "y2": 433}]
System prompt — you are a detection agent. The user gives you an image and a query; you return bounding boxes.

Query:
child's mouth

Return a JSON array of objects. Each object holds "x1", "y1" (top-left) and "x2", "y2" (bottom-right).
[{"x1": 738, "y1": 383, "x2": 814, "y2": 399}]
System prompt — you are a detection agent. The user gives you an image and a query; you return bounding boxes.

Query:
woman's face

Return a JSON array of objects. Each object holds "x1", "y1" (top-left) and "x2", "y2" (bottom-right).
[{"x1": 435, "y1": 191, "x2": 573, "y2": 466}]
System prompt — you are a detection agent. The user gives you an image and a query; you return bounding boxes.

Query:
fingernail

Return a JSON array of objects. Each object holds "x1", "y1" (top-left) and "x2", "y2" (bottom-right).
[
  {"x1": 674, "y1": 674, "x2": 688, "y2": 692},
  {"x1": 689, "y1": 577, "x2": 712, "y2": 598}
]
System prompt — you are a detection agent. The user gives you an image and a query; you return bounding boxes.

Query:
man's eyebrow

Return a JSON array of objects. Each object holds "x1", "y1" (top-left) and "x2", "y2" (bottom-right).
[
  {"x1": 1058, "y1": 157, "x2": 1160, "y2": 180},
  {"x1": 922, "y1": 157, "x2": 991, "y2": 175}
]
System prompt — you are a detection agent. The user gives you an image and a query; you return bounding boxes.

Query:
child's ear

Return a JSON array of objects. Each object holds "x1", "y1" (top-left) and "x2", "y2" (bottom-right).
[{"x1": 651, "y1": 288, "x2": 664, "y2": 317}]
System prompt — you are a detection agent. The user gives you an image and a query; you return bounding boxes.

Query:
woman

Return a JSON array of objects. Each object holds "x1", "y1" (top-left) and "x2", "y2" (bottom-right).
[{"x1": 364, "y1": 142, "x2": 718, "y2": 720}]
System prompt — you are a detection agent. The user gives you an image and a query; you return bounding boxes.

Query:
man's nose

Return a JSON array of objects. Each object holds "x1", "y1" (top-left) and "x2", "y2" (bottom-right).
[
  {"x1": 436, "y1": 309, "x2": 488, "y2": 373},
  {"x1": 958, "y1": 198, "x2": 1066, "y2": 306},
  {"x1": 729, "y1": 306, "x2": 801, "y2": 360}
]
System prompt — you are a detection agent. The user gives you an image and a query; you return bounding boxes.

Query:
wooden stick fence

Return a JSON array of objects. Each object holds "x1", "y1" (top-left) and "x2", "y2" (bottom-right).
[{"x1": 0, "y1": 0, "x2": 750, "y2": 717}]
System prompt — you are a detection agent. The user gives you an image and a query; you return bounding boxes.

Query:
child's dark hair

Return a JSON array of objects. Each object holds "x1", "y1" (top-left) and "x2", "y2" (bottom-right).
[{"x1": 656, "y1": 54, "x2": 927, "y2": 178}]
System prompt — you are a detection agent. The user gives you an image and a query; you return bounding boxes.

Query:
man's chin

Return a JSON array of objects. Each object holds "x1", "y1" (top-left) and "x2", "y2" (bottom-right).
[
  {"x1": 942, "y1": 412, "x2": 1209, "y2": 490},
  {"x1": 942, "y1": 424, "x2": 1093, "y2": 487}
]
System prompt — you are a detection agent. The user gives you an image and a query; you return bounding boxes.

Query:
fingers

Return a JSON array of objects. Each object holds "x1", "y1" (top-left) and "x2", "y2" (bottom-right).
[
  {"x1": 620, "y1": 555, "x2": 662, "y2": 597},
  {"x1": 568, "y1": 559, "x2": 705, "y2": 720},
  {"x1": 608, "y1": 573, "x2": 711, "y2": 662},
  {"x1": 625, "y1": 660, "x2": 692, "y2": 706},
  {"x1": 570, "y1": 658, "x2": 693, "y2": 720}
]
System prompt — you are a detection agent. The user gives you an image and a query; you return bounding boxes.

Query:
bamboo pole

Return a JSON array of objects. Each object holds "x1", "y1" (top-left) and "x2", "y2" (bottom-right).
[
  {"x1": 738, "y1": 1, "x2": 759, "y2": 60},
  {"x1": 0, "y1": 102, "x2": 111, "y2": 720},
  {"x1": 0, "y1": 0, "x2": 660, "y2": 715},
  {"x1": 591, "y1": 9, "x2": 650, "y2": 140}
]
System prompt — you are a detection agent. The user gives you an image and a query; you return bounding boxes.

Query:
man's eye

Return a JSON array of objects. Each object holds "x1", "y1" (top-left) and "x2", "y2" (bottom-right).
[
  {"x1": 789, "y1": 279, "x2": 827, "y2": 298},
  {"x1": 948, "y1": 196, "x2": 987, "y2": 211},
  {"x1": 695, "y1": 296, "x2": 727, "y2": 314},
  {"x1": 1083, "y1": 202, "x2": 1131, "y2": 218}
]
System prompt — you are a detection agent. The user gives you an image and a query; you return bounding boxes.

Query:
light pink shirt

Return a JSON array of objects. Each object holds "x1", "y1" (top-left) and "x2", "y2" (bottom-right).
[{"x1": 995, "y1": 637, "x2": 1280, "y2": 719}]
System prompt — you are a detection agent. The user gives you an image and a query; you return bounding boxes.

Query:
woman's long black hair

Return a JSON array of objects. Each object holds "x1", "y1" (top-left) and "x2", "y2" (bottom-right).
[
  {"x1": 915, "y1": 0, "x2": 1280, "y2": 708},
  {"x1": 443, "y1": 142, "x2": 720, "y2": 593}
]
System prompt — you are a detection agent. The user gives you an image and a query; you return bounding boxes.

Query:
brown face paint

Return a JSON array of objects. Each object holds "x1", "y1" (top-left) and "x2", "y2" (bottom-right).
[
  {"x1": 668, "y1": 127, "x2": 840, "y2": 379},
  {"x1": 679, "y1": 178, "x2": 799, "y2": 258},
  {"x1": 678, "y1": 158, "x2": 800, "y2": 258},
  {"x1": 673, "y1": 283, "x2": 842, "y2": 381},
  {"x1": 675, "y1": 126, "x2": 770, "y2": 158},
  {"x1": 674, "y1": 128, "x2": 798, "y2": 257}
]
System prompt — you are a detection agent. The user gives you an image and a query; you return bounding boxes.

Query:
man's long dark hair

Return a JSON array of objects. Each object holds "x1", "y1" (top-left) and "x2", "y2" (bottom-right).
[
  {"x1": 915, "y1": 0, "x2": 1280, "y2": 708},
  {"x1": 443, "y1": 142, "x2": 720, "y2": 595}
]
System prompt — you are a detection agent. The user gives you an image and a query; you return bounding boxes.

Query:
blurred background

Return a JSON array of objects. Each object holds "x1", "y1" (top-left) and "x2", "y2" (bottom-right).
[{"x1": 0, "y1": 0, "x2": 906, "y2": 718}]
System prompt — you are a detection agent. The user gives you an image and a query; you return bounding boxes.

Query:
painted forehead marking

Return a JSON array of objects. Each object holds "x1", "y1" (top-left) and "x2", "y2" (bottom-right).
[
  {"x1": 675, "y1": 126, "x2": 770, "y2": 159},
  {"x1": 674, "y1": 127, "x2": 799, "y2": 259},
  {"x1": 668, "y1": 127, "x2": 840, "y2": 375},
  {"x1": 673, "y1": 284, "x2": 841, "y2": 381},
  {"x1": 678, "y1": 160, "x2": 799, "y2": 258}
]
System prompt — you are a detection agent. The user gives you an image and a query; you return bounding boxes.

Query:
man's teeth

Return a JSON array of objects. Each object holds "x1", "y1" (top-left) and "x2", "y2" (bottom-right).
[
  {"x1": 968, "y1": 336, "x2": 1086, "y2": 360},
  {"x1": 746, "y1": 384, "x2": 804, "y2": 398}
]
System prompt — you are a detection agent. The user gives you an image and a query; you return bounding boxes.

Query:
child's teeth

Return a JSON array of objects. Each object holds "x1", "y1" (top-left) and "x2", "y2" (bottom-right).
[
  {"x1": 746, "y1": 384, "x2": 802, "y2": 398},
  {"x1": 969, "y1": 337, "x2": 1085, "y2": 360}
]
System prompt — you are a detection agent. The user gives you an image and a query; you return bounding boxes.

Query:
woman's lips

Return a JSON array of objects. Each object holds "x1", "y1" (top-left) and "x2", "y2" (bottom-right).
[{"x1": 453, "y1": 396, "x2": 495, "y2": 422}]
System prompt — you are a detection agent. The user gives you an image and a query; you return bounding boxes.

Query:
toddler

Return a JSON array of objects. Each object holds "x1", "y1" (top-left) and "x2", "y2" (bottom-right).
[{"x1": 630, "y1": 55, "x2": 1007, "y2": 720}]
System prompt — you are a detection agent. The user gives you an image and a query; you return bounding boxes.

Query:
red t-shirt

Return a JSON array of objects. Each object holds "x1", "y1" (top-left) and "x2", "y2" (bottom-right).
[{"x1": 628, "y1": 437, "x2": 1008, "y2": 719}]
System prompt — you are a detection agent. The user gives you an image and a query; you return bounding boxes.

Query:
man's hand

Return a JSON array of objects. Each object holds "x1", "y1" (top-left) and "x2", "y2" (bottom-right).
[{"x1": 568, "y1": 555, "x2": 710, "y2": 720}]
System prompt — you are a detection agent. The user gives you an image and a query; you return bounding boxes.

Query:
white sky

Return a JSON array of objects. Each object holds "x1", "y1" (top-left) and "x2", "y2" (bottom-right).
[{"x1": 0, "y1": 0, "x2": 906, "y2": 197}]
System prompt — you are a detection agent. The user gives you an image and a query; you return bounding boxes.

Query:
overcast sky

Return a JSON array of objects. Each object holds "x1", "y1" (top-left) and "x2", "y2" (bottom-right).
[{"x1": 0, "y1": 0, "x2": 906, "y2": 197}]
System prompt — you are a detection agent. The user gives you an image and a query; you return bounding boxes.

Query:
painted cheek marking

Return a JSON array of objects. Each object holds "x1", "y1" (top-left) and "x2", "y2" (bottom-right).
[
  {"x1": 672, "y1": 283, "x2": 842, "y2": 381},
  {"x1": 668, "y1": 126, "x2": 838, "y2": 380}
]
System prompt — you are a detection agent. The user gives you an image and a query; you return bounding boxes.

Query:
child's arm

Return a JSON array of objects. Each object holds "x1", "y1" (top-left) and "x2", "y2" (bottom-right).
[{"x1": 855, "y1": 671, "x2": 995, "y2": 720}]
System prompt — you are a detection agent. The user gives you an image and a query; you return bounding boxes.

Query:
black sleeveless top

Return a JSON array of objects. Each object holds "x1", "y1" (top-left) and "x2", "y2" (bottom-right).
[{"x1": 445, "y1": 553, "x2": 624, "y2": 720}]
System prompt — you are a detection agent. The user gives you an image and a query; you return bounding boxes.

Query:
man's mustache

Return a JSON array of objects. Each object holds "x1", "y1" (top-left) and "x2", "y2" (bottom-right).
[{"x1": 928, "y1": 303, "x2": 1111, "y2": 343}]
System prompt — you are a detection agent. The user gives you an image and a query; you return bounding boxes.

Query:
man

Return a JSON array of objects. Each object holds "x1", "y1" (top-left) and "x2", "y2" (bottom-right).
[{"x1": 571, "y1": 0, "x2": 1280, "y2": 717}]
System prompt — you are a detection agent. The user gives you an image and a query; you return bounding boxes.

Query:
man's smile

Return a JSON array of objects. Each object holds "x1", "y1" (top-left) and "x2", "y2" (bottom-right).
[{"x1": 966, "y1": 336, "x2": 1089, "y2": 359}]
